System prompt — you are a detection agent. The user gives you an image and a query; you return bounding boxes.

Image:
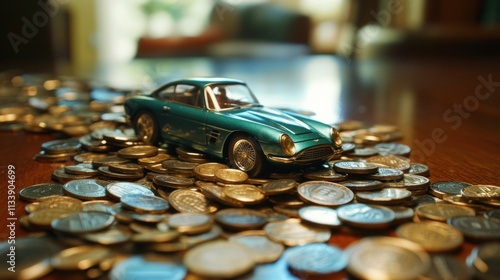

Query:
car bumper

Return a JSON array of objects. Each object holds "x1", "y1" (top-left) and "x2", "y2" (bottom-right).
[{"x1": 268, "y1": 145, "x2": 342, "y2": 164}]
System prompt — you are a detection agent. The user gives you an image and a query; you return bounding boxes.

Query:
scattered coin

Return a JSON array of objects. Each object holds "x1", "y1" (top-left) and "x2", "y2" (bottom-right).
[
  {"x1": 303, "y1": 167, "x2": 349, "y2": 181},
  {"x1": 298, "y1": 205, "x2": 342, "y2": 228},
  {"x1": 396, "y1": 221, "x2": 464, "y2": 253},
  {"x1": 373, "y1": 142, "x2": 411, "y2": 157},
  {"x1": 193, "y1": 162, "x2": 228, "y2": 181},
  {"x1": 19, "y1": 183, "x2": 64, "y2": 202},
  {"x1": 424, "y1": 255, "x2": 470, "y2": 280},
  {"x1": 63, "y1": 179, "x2": 108, "y2": 200},
  {"x1": 228, "y1": 230, "x2": 285, "y2": 264},
  {"x1": 168, "y1": 189, "x2": 215, "y2": 213},
  {"x1": 365, "y1": 154, "x2": 411, "y2": 171},
  {"x1": 466, "y1": 242, "x2": 500, "y2": 280},
  {"x1": 167, "y1": 212, "x2": 214, "y2": 234},
  {"x1": 356, "y1": 188, "x2": 412, "y2": 205},
  {"x1": 264, "y1": 218, "x2": 331, "y2": 246},
  {"x1": 366, "y1": 167, "x2": 404, "y2": 181},
  {"x1": 64, "y1": 164, "x2": 99, "y2": 176},
  {"x1": 297, "y1": 181, "x2": 354, "y2": 206},
  {"x1": 461, "y1": 184, "x2": 500, "y2": 201},
  {"x1": 336, "y1": 203, "x2": 395, "y2": 229},
  {"x1": 333, "y1": 160, "x2": 379, "y2": 175},
  {"x1": 345, "y1": 237, "x2": 430, "y2": 280},
  {"x1": 105, "y1": 181, "x2": 155, "y2": 201},
  {"x1": 339, "y1": 179, "x2": 383, "y2": 191},
  {"x1": 416, "y1": 203, "x2": 476, "y2": 222},
  {"x1": 51, "y1": 211, "x2": 115, "y2": 234},
  {"x1": 286, "y1": 243, "x2": 348, "y2": 275},
  {"x1": 222, "y1": 184, "x2": 266, "y2": 205},
  {"x1": 430, "y1": 181, "x2": 471, "y2": 199},
  {"x1": 215, "y1": 208, "x2": 268, "y2": 231},
  {"x1": 50, "y1": 245, "x2": 112, "y2": 271},
  {"x1": 109, "y1": 255, "x2": 186, "y2": 280},
  {"x1": 260, "y1": 179, "x2": 298, "y2": 195},
  {"x1": 215, "y1": 168, "x2": 249, "y2": 184},
  {"x1": 448, "y1": 216, "x2": 500, "y2": 241},
  {"x1": 183, "y1": 240, "x2": 255, "y2": 279},
  {"x1": 408, "y1": 163, "x2": 430, "y2": 177}
]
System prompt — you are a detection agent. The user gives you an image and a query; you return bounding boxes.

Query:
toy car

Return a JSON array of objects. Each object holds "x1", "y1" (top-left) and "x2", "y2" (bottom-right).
[{"x1": 124, "y1": 77, "x2": 342, "y2": 176}]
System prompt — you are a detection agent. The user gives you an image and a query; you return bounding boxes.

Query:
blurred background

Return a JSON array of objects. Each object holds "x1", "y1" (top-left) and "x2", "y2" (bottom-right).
[{"x1": 2, "y1": 0, "x2": 500, "y2": 74}]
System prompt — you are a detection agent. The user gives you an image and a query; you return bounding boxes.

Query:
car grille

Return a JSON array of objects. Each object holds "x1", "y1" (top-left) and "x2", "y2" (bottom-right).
[{"x1": 296, "y1": 145, "x2": 334, "y2": 163}]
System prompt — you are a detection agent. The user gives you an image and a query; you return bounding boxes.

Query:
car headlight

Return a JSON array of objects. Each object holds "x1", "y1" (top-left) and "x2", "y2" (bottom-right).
[
  {"x1": 331, "y1": 127, "x2": 342, "y2": 147},
  {"x1": 280, "y1": 134, "x2": 296, "y2": 156}
]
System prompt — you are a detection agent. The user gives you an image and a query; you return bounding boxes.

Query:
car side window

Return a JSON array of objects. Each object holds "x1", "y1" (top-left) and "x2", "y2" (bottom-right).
[
  {"x1": 157, "y1": 85, "x2": 175, "y2": 100},
  {"x1": 173, "y1": 84, "x2": 201, "y2": 108}
]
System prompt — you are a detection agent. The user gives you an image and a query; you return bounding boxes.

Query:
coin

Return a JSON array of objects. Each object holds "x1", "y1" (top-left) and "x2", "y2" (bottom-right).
[
  {"x1": 424, "y1": 255, "x2": 470, "y2": 280},
  {"x1": 50, "y1": 245, "x2": 112, "y2": 270},
  {"x1": 484, "y1": 209, "x2": 500, "y2": 221},
  {"x1": 91, "y1": 155, "x2": 130, "y2": 168},
  {"x1": 355, "y1": 188, "x2": 412, "y2": 205},
  {"x1": 199, "y1": 182, "x2": 245, "y2": 207},
  {"x1": 448, "y1": 216, "x2": 500, "y2": 241},
  {"x1": 64, "y1": 164, "x2": 98, "y2": 176},
  {"x1": 41, "y1": 138, "x2": 81, "y2": 154},
  {"x1": 286, "y1": 243, "x2": 348, "y2": 275},
  {"x1": 345, "y1": 237, "x2": 430, "y2": 280},
  {"x1": 461, "y1": 184, "x2": 500, "y2": 201},
  {"x1": 347, "y1": 146, "x2": 379, "y2": 158},
  {"x1": 51, "y1": 211, "x2": 115, "y2": 234},
  {"x1": 105, "y1": 181, "x2": 155, "y2": 201},
  {"x1": 167, "y1": 212, "x2": 214, "y2": 234},
  {"x1": 408, "y1": 163, "x2": 430, "y2": 177},
  {"x1": 339, "y1": 179, "x2": 383, "y2": 191},
  {"x1": 396, "y1": 221, "x2": 464, "y2": 253},
  {"x1": 162, "y1": 159, "x2": 198, "y2": 174},
  {"x1": 193, "y1": 162, "x2": 228, "y2": 181},
  {"x1": 108, "y1": 162, "x2": 144, "y2": 174},
  {"x1": 28, "y1": 208, "x2": 70, "y2": 229},
  {"x1": 98, "y1": 166, "x2": 145, "y2": 180},
  {"x1": 19, "y1": 183, "x2": 64, "y2": 202},
  {"x1": 303, "y1": 167, "x2": 349, "y2": 181},
  {"x1": 183, "y1": 240, "x2": 255, "y2": 279},
  {"x1": 63, "y1": 179, "x2": 108, "y2": 200},
  {"x1": 374, "y1": 142, "x2": 411, "y2": 156},
  {"x1": 336, "y1": 203, "x2": 395, "y2": 229},
  {"x1": 215, "y1": 208, "x2": 268, "y2": 230},
  {"x1": 384, "y1": 174, "x2": 430, "y2": 191},
  {"x1": 264, "y1": 218, "x2": 331, "y2": 246},
  {"x1": 297, "y1": 181, "x2": 354, "y2": 206},
  {"x1": 121, "y1": 194, "x2": 169, "y2": 214},
  {"x1": 333, "y1": 160, "x2": 379, "y2": 174},
  {"x1": 131, "y1": 230, "x2": 181, "y2": 243},
  {"x1": 222, "y1": 184, "x2": 266, "y2": 205},
  {"x1": 109, "y1": 255, "x2": 186, "y2": 280},
  {"x1": 51, "y1": 168, "x2": 94, "y2": 183},
  {"x1": 430, "y1": 181, "x2": 471, "y2": 198},
  {"x1": 168, "y1": 189, "x2": 214, "y2": 213},
  {"x1": 35, "y1": 196, "x2": 84, "y2": 212},
  {"x1": 260, "y1": 179, "x2": 298, "y2": 195},
  {"x1": 416, "y1": 203, "x2": 476, "y2": 222},
  {"x1": 153, "y1": 174, "x2": 195, "y2": 189},
  {"x1": 215, "y1": 168, "x2": 249, "y2": 184},
  {"x1": 366, "y1": 167, "x2": 404, "y2": 181},
  {"x1": 228, "y1": 231, "x2": 285, "y2": 264},
  {"x1": 298, "y1": 205, "x2": 342, "y2": 228},
  {"x1": 137, "y1": 153, "x2": 171, "y2": 165},
  {"x1": 365, "y1": 154, "x2": 411, "y2": 171}
]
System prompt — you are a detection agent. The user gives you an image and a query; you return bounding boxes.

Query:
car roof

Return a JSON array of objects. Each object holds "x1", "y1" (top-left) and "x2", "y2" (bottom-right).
[{"x1": 171, "y1": 77, "x2": 246, "y2": 87}]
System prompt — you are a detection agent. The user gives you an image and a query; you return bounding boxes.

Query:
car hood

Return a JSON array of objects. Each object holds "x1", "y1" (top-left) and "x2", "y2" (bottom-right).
[{"x1": 224, "y1": 107, "x2": 313, "y2": 135}]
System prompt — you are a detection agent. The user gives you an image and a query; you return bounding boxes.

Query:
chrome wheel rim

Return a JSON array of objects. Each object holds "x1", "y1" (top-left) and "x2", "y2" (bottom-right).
[
  {"x1": 136, "y1": 113, "x2": 155, "y2": 143},
  {"x1": 232, "y1": 139, "x2": 256, "y2": 171}
]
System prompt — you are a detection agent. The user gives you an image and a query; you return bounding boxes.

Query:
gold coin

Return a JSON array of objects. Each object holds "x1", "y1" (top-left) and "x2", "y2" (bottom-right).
[
  {"x1": 264, "y1": 218, "x2": 331, "y2": 246},
  {"x1": 35, "y1": 196, "x2": 83, "y2": 212},
  {"x1": 131, "y1": 230, "x2": 181, "y2": 243},
  {"x1": 117, "y1": 145, "x2": 158, "y2": 159},
  {"x1": 137, "y1": 153, "x2": 171, "y2": 165},
  {"x1": 28, "y1": 208, "x2": 70, "y2": 228},
  {"x1": 198, "y1": 182, "x2": 245, "y2": 207},
  {"x1": 345, "y1": 237, "x2": 430, "y2": 280},
  {"x1": 193, "y1": 162, "x2": 228, "y2": 181},
  {"x1": 183, "y1": 240, "x2": 255, "y2": 279},
  {"x1": 82, "y1": 225, "x2": 132, "y2": 245},
  {"x1": 168, "y1": 189, "x2": 215, "y2": 213},
  {"x1": 416, "y1": 203, "x2": 475, "y2": 222},
  {"x1": 396, "y1": 221, "x2": 464, "y2": 253},
  {"x1": 222, "y1": 184, "x2": 266, "y2": 205},
  {"x1": 260, "y1": 179, "x2": 298, "y2": 195},
  {"x1": 461, "y1": 184, "x2": 500, "y2": 200},
  {"x1": 215, "y1": 168, "x2": 249, "y2": 184},
  {"x1": 228, "y1": 230, "x2": 285, "y2": 264},
  {"x1": 50, "y1": 245, "x2": 112, "y2": 270}
]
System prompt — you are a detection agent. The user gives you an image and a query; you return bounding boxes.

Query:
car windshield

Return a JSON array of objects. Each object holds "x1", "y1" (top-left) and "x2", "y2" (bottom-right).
[{"x1": 205, "y1": 83, "x2": 260, "y2": 111}]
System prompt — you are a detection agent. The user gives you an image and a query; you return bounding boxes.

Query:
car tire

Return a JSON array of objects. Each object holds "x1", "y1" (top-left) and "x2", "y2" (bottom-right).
[
  {"x1": 133, "y1": 110, "x2": 160, "y2": 145},
  {"x1": 228, "y1": 134, "x2": 265, "y2": 177}
]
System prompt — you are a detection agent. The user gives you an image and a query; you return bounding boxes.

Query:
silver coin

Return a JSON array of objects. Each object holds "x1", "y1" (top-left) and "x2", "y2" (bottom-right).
[
  {"x1": 384, "y1": 174, "x2": 430, "y2": 191},
  {"x1": 366, "y1": 167, "x2": 404, "y2": 181},
  {"x1": 424, "y1": 255, "x2": 470, "y2": 280},
  {"x1": 215, "y1": 208, "x2": 268, "y2": 231},
  {"x1": 105, "y1": 181, "x2": 155, "y2": 201},
  {"x1": 51, "y1": 211, "x2": 115, "y2": 234},
  {"x1": 448, "y1": 216, "x2": 500, "y2": 241},
  {"x1": 303, "y1": 167, "x2": 349, "y2": 181},
  {"x1": 333, "y1": 160, "x2": 379, "y2": 175},
  {"x1": 484, "y1": 209, "x2": 500, "y2": 221},
  {"x1": 430, "y1": 181, "x2": 471, "y2": 198},
  {"x1": 339, "y1": 179, "x2": 384, "y2": 191},
  {"x1": 286, "y1": 243, "x2": 347, "y2": 275},
  {"x1": 347, "y1": 147, "x2": 379, "y2": 157},
  {"x1": 260, "y1": 179, "x2": 298, "y2": 195},
  {"x1": 298, "y1": 205, "x2": 342, "y2": 228},
  {"x1": 337, "y1": 203, "x2": 395, "y2": 229},
  {"x1": 41, "y1": 138, "x2": 81, "y2": 154},
  {"x1": 408, "y1": 163, "x2": 430, "y2": 177},
  {"x1": 356, "y1": 188, "x2": 412, "y2": 205},
  {"x1": 64, "y1": 164, "x2": 98, "y2": 176},
  {"x1": 109, "y1": 255, "x2": 186, "y2": 280},
  {"x1": 121, "y1": 193, "x2": 170, "y2": 214},
  {"x1": 63, "y1": 179, "x2": 108, "y2": 200},
  {"x1": 466, "y1": 242, "x2": 500, "y2": 280},
  {"x1": 373, "y1": 142, "x2": 411, "y2": 156},
  {"x1": 365, "y1": 154, "x2": 411, "y2": 171},
  {"x1": 297, "y1": 181, "x2": 354, "y2": 206}
]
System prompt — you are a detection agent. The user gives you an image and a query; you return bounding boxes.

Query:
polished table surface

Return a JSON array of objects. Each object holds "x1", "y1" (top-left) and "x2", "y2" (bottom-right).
[{"x1": 1, "y1": 54, "x2": 499, "y2": 279}]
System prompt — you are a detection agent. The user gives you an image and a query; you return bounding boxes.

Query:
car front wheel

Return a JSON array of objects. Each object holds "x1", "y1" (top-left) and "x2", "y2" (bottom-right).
[
  {"x1": 133, "y1": 111, "x2": 159, "y2": 145},
  {"x1": 228, "y1": 134, "x2": 265, "y2": 177}
]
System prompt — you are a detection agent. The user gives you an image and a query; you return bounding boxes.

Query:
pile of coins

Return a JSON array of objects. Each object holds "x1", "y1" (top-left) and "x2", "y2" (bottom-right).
[{"x1": 1, "y1": 73, "x2": 500, "y2": 279}]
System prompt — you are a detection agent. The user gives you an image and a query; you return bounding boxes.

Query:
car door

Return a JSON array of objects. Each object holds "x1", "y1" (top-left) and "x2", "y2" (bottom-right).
[{"x1": 160, "y1": 83, "x2": 207, "y2": 146}]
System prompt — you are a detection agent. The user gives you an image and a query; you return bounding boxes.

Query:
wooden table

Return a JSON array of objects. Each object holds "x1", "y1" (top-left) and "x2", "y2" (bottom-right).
[{"x1": 1, "y1": 55, "x2": 499, "y2": 279}]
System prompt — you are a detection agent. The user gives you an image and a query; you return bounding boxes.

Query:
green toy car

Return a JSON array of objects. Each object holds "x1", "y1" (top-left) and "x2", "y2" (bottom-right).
[{"x1": 124, "y1": 77, "x2": 342, "y2": 176}]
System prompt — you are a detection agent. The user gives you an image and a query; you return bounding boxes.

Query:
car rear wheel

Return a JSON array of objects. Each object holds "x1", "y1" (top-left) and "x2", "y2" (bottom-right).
[
  {"x1": 228, "y1": 134, "x2": 265, "y2": 177},
  {"x1": 133, "y1": 111, "x2": 159, "y2": 145}
]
